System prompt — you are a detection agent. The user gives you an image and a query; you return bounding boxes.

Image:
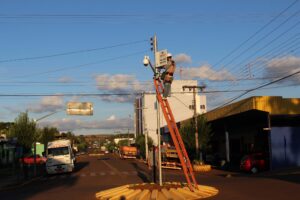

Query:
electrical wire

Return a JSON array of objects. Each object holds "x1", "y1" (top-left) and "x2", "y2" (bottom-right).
[
  {"x1": 211, "y1": 0, "x2": 299, "y2": 69},
  {"x1": 230, "y1": 21, "x2": 300, "y2": 78},
  {"x1": 0, "y1": 39, "x2": 147, "y2": 64},
  {"x1": 219, "y1": 69, "x2": 300, "y2": 107},
  {"x1": 222, "y1": 10, "x2": 300, "y2": 73},
  {"x1": 11, "y1": 49, "x2": 149, "y2": 79}
]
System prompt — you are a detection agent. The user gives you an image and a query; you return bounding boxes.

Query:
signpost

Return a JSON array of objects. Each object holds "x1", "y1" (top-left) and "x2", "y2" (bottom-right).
[{"x1": 67, "y1": 102, "x2": 93, "y2": 116}]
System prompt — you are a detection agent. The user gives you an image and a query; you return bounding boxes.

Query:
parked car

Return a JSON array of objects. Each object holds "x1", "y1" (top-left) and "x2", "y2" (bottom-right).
[
  {"x1": 21, "y1": 155, "x2": 47, "y2": 165},
  {"x1": 240, "y1": 153, "x2": 267, "y2": 173}
]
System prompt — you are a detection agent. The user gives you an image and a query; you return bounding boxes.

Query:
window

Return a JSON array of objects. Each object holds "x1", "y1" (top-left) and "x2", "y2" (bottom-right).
[
  {"x1": 200, "y1": 105, "x2": 206, "y2": 109},
  {"x1": 189, "y1": 105, "x2": 195, "y2": 110},
  {"x1": 48, "y1": 147, "x2": 69, "y2": 156}
]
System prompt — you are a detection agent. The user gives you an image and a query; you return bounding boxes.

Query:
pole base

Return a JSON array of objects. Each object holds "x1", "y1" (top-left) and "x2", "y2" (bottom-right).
[{"x1": 95, "y1": 182, "x2": 218, "y2": 199}]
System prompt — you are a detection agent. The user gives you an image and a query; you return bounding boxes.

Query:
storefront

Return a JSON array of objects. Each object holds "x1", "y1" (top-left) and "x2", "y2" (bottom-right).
[{"x1": 204, "y1": 96, "x2": 300, "y2": 170}]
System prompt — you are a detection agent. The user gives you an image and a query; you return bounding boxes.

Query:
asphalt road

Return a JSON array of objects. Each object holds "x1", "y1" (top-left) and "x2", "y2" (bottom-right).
[{"x1": 0, "y1": 153, "x2": 299, "y2": 200}]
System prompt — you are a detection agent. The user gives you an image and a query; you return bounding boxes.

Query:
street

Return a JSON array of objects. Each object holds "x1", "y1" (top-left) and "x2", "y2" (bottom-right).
[{"x1": 1, "y1": 153, "x2": 300, "y2": 200}]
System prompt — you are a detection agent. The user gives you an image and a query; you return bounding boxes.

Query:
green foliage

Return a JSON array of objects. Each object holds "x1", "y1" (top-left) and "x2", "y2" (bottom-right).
[
  {"x1": 135, "y1": 134, "x2": 153, "y2": 159},
  {"x1": 75, "y1": 135, "x2": 88, "y2": 152},
  {"x1": 8, "y1": 112, "x2": 37, "y2": 150},
  {"x1": 179, "y1": 115, "x2": 213, "y2": 161},
  {"x1": 0, "y1": 122, "x2": 13, "y2": 131},
  {"x1": 105, "y1": 142, "x2": 117, "y2": 152},
  {"x1": 118, "y1": 139, "x2": 131, "y2": 147},
  {"x1": 38, "y1": 126, "x2": 59, "y2": 151}
]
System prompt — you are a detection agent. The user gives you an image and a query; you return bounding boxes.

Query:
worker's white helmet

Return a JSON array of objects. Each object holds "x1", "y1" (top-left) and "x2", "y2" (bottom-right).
[{"x1": 167, "y1": 53, "x2": 172, "y2": 57}]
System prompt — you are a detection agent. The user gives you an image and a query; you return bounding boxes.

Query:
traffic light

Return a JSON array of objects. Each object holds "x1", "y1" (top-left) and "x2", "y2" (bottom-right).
[{"x1": 150, "y1": 37, "x2": 154, "y2": 51}]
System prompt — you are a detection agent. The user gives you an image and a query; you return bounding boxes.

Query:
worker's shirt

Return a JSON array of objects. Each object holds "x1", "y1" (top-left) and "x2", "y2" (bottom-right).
[{"x1": 164, "y1": 60, "x2": 176, "y2": 82}]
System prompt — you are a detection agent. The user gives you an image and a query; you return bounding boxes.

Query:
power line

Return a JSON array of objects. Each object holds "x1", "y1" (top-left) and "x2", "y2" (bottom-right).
[
  {"x1": 222, "y1": 9, "x2": 300, "y2": 72},
  {"x1": 212, "y1": 0, "x2": 299, "y2": 69},
  {"x1": 220, "y1": 68, "x2": 300, "y2": 107},
  {"x1": 230, "y1": 21, "x2": 300, "y2": 77},
  {"x1": 11, "y1": 50, "x2": 148, "y2": 79},
  {"x1": 0, "y1": 39, "x2": 147, "y2": 63},
  {"x1": 1, "y1": 83, "x2": 300, "y2": 97}
]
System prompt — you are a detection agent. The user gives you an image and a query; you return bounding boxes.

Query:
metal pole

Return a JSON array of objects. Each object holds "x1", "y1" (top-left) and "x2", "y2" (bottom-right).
[
  {"x1": 267, "y1": 113, "x2": 272, "y2": 171},
  {"x1": 193, "y1": 88, "x2": 199, "y2": 159},
  {"x1": 33, "y1": 141, "x2": 37, "y2": 177},
  {"x1": 225, "y1": 131, "x2": 230, "y2": 163},
  {"x1": 152, "y1": 145, "x2": 156, "y2": 183},
  {"x1": 153, "y1": 35, "x2": 162, "y2": 186}
]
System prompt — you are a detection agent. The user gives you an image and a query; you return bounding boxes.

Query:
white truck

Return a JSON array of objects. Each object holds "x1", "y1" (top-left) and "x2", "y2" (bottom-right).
[{"x1": 46, "y1": 139, "x2": 75, "y2": 174}]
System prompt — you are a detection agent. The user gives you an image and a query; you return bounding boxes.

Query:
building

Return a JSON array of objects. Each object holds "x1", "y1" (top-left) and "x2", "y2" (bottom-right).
[
  {"x1": 203, "y1": 96, "x2": 300, "y2": 170},
  {"x1": 134, "y1": 80, "x2": 207, "y2": 145}
]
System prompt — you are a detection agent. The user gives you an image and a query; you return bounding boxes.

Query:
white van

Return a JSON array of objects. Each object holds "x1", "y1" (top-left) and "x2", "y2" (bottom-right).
[{"x1": 46, "y1": 139, "x2": 75, "y2": 174}]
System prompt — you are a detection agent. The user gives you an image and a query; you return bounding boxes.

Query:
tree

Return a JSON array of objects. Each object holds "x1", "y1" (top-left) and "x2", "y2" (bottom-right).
[
  {"x1": 179, "y1": 115, "x2": 213, "y2": 161},
  {"x1": 38, "y1": 126, "x2": 59, "y2": 152},
  {"x1": 8, "y1": 112, "x2": 37, "y2": 151},
  {"x1": 105, "y1": 141, "x2": 116, "y2": 152},
  {"x1": 118, "y1": 139, "x2": 131, "y2": 147},
  {"x1": 75, "y1": 135, "x2": 88, "y2": 152},
  {"x1": 135, "y1": 135, "x2": 153, "y2": 159}
]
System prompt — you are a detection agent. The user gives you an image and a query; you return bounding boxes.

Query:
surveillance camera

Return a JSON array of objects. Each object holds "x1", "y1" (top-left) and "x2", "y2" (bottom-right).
[{"x1": 143, "y1": 56, "x2": 149, "y2": 67}]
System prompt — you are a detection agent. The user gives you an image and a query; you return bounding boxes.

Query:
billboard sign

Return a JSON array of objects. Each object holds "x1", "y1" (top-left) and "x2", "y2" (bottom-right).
[{"x1": 67, "y1": 102, "x2": 93, "y2": 116}]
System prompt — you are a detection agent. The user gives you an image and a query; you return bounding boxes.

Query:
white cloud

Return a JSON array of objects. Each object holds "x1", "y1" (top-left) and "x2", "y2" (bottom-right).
[
  {"x1": 38, "y1": 116, "x2": 132, "y2": 132},
  {"x1": 28, "y1": 96, "x2": 64, "y2": 113},
  {"x1": 107, "y1": 115, "x2": 116, "y2": 121},
  {"x1": 181, "y1": 65, "x2": 235, "y2": 81},
  {"x1": 94, "y1": 74, "x2": 152, "y2": 103},
  {"x1": 58, "y1": 76, "x2": 73, "y2": 83},
  {"x1": 264, "y1": 56, "x2": 300, "y2": 83},
  {"x1": 174, "y1": 53, "x2": 192, "y2": 64}
]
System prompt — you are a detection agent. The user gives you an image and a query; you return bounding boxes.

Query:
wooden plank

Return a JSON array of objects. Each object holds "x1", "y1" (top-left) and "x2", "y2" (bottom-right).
[
  {"x1": 135, "y1": 190, "x2": 150, "y2": 200},
  {"x1": 150, "y1": 190, "x2": 158, "y2": 200}
]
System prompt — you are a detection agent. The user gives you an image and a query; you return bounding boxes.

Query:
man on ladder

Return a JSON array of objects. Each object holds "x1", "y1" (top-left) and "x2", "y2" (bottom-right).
[{"x1": 161, "y1": 53, "x2": 176, "y2": 100}]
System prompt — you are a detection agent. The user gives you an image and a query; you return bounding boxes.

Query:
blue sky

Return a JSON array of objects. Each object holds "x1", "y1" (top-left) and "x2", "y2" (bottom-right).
[{"x1": 0, "y1": 0, "x2": 299, "y2": 135}]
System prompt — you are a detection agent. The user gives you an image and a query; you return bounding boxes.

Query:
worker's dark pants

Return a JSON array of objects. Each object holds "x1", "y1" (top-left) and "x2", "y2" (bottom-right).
[{"x1": 163, "y1": 82, "x2": 171, "y2": 98}]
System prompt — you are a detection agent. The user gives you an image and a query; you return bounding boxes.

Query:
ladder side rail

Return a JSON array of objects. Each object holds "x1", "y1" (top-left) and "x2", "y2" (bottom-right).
[
  {"x1": 154, "y1": 79, "x2": 194, "y2": 191},
  {"x1": 164, "y1": 99, "x2": 198, "y2": 186},
  {"x1": 159, "y1": 80, "x2": 197, "y2": 187}
]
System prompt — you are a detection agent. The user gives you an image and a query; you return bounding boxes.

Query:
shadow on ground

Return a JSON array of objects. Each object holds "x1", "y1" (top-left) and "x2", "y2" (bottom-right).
[
  {"x1": 0, "y1": 160, "x2": 90, "y2": 200},
  {"x1": 131, "y1": 162, "x2": 151, "y2": 183}
]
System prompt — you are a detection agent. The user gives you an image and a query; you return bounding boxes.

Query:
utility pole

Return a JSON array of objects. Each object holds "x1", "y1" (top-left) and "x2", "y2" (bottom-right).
[
  {"x1": 182, "y1": 85, "x2": 206, "y2": 160},
  {"x1": 142, "y1": 93, "x2": 149, "y2": 161},
  {"x1": 151, "y1": 35, "x2": 162, "y2": 186}
]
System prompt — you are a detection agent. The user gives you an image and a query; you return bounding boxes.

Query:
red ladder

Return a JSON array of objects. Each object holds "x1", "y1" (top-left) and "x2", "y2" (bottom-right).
[{"x1": 154, "y1": 78, "x2": 198, "y2": 191}]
